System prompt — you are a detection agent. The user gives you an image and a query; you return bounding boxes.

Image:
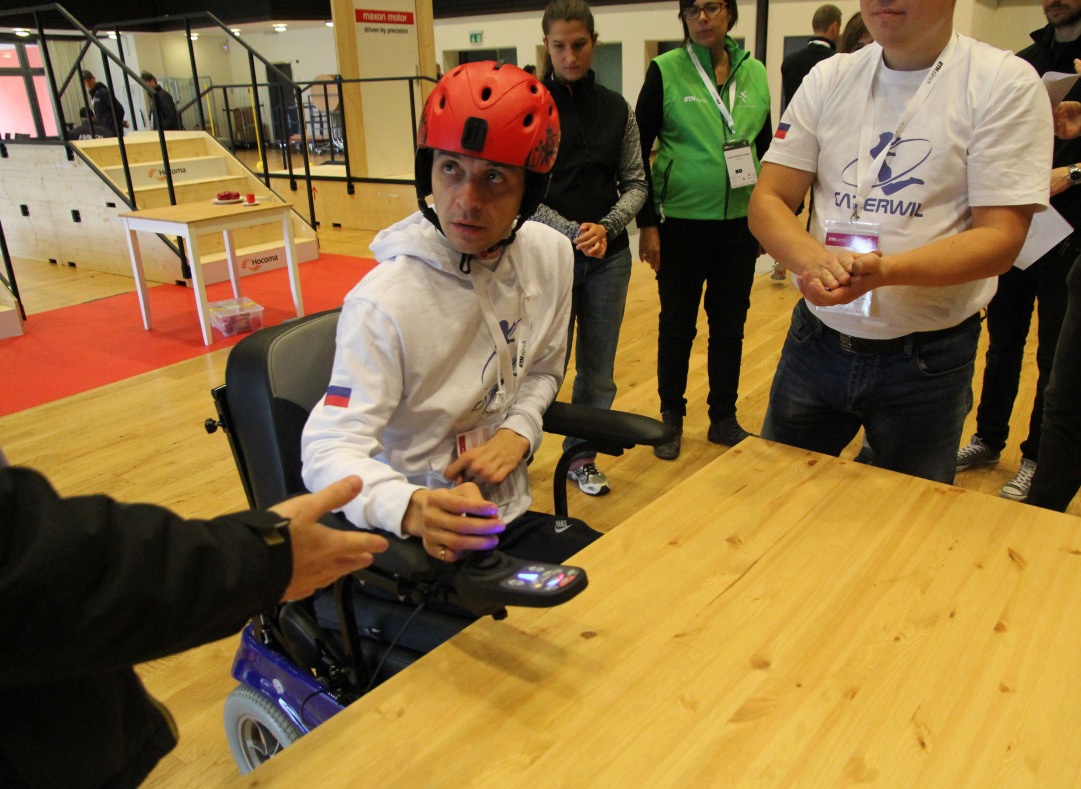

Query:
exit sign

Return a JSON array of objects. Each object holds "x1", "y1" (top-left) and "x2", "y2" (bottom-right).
[{"x1": 469, "y1": 31, "x2": 482, "y2": 45}]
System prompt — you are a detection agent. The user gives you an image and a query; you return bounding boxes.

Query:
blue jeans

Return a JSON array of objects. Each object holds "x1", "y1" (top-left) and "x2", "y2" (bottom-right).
[
  {"x1": 762, "y1": 301, "x2": 982, "y2": 484},
  {"x1": 563, "y1": 245, "x2": 633, "y2": 454}
]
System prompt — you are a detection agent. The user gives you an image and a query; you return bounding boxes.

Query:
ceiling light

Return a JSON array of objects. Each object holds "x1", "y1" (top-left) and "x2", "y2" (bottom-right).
[
  {"x1": 325, "y1": 21, "x2": 334, "y2": 27},
  {"x1": 230, "y1": 28, "x2": 241, "y2": 36},
  {"x1": 14, "y1": 29, "x2": 30, "y2": 37},
  {"x1": 189, "y1": 33, "x2": 199, "y2": 41},
  {"x1": 273, "y1": 24, "x2": 287, "y2": 33},
  {"x1": 107, "y1": 32, "x2": 117, "y2": 40}
]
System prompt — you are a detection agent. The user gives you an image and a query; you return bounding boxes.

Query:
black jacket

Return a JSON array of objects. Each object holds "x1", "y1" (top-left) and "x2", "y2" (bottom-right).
[
  {"x1": 89, "y1": 82, "x2": 124, "y2": 137},
  {"x1": 0, "y1": 467, "x2": 292, "y2": 788},
  {"x1": 1018, "y1": 23, "x2": 1081, "y2": 232},
  {"x1": 150, "y1": 85, "x2": 181, "y2": 131},
  {"x1": 780, "y1": 36, "x2": 836, "y2": 110},
  {"x1": 542, "y1": 71, "x2": 634, "y2": 255}
]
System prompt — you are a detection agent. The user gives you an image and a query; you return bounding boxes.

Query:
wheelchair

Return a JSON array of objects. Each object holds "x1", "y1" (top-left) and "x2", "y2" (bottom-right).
[{"x1": 206, "y1": 309, "x2": 671, "y2": 773}]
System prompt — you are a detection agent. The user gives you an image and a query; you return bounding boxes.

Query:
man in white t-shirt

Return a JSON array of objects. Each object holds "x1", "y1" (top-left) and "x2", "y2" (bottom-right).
[{"x1": 747, "y1": 0, "x2": 1053, "y2": 484}]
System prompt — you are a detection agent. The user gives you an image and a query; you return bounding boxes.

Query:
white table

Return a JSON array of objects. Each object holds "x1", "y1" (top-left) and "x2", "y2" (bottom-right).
[{"x1": 120, "y1": 201, "x2": 303, "y2": 345}]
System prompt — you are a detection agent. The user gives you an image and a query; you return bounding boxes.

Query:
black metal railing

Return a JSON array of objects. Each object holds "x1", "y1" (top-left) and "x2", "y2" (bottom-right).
[
  {"x1": 1, "y1": 5, "x2": 433, "y2": 239},
  {"x1": 0, "y1": 217, "x2": 26, "y2": 322}
]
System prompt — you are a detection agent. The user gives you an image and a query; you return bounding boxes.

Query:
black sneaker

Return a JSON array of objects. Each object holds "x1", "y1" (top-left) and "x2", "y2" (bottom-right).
[
  {"x1": 654, "y1": 411, "x2": 683, "y2": 460},
  {"x1": 707, "y1": 414, "x2": 751, "y2": 446},
  {"x1": 956, "y1": 434, "x2": 1001, "y2": 472}
]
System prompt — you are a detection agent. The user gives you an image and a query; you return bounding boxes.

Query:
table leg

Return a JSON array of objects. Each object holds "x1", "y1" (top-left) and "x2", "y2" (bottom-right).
[
  {"x1": 223, "y1": 228, "x2": 242, "y2": 300},
  {"x1": 185, "y1": 232, "x2": 213, "y2": 345},
  {"x1": 124, "y1": 224, "x2": 152, "y2": 330},
  {"x1": 281, "y1": 211, "x2": 304, "y2": 317}
]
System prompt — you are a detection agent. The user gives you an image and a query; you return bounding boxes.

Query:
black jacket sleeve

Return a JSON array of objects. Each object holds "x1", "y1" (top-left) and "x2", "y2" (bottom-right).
[
  {"x1": 0, "y1": 467, "x2": 292, "y2": 686},
  {"x1": 634, "y1": 61, "x2": 665, "y2": 229}
]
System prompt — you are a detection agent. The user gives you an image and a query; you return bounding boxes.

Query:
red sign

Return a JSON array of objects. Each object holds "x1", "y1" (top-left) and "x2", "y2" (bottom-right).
[{"x1": 355, "y1": 8, "x2": 415, "y2": 24}]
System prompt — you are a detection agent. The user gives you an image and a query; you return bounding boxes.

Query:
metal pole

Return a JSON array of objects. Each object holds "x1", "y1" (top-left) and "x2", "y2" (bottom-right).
[
  {"x1": 249, "y1": 52, "x2": 270, "y2": 187},
  {"x1": 336, "y1": 75, "x2": 354, "y2": 195},
  {"x1": 296, "y1": 85, "x2": 315, "y2": 227},
  {"x1": 114, "y1": 29, "x2": 137, "y2": 131},
  {"x1": 223, "y1": 88, "x2": 236, "y2": 152},
  {"x1": 100, "y1": 48, "x2": 136, "y2": 207},
  {"x1": 185, "y1": 19, "x2": 206, "y2": 131},
  {"x1": 34, "y1": 11, "x2": 68, "y2": 139}
]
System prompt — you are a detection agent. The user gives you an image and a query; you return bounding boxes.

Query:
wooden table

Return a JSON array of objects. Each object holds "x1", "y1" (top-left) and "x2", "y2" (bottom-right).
[
  {"x1": 239, "y1": 440, "x2": 1081, "y2": 787},
  {"x1": 119, "y1": 201, "x2": 303, "y2": 345}
]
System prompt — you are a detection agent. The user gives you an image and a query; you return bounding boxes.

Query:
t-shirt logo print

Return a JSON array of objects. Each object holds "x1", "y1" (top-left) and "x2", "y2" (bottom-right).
[{"x1": 841, "y1": 132, "x2": 931, "y2": 196}]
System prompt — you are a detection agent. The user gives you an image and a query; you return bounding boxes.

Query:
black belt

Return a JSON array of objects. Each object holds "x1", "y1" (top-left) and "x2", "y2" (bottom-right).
[{"x1": 799, "y1": 300, "x2": 981, "y2": 355}]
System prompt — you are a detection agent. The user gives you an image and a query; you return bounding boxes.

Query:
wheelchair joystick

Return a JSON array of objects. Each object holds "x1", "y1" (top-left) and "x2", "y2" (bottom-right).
[{"x1": 453, "y1": 549, "x2": 588, "y2": 617}]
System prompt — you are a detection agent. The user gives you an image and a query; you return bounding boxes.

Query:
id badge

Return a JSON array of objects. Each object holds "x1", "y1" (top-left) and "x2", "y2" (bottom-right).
[
  {"x1": 822, "y1": 219, "x2": 881, "y2": 318},
  {"x1": 455, "y1": 423, "x2": 523, "y2": 508},
  {"x1": 724, "y1": 140, "x2": 757, "y2": 188}
]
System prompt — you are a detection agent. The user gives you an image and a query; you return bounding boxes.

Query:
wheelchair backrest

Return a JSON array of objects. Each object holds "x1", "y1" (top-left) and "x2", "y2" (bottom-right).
[{"x1": 224, "y1": 309, "x2": 342, "y2": 510}]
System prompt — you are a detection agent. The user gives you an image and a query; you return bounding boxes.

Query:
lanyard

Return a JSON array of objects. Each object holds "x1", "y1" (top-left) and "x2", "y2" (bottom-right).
[
  {"x1": 686, "y1": 42, "x2": 737, "y2": 135},
  {"x1": 851, "y1": 34, "x2": 958, "y2": 221},
  {"x1": 471, "y1": 257, "x2": 530, "y2": 413}
]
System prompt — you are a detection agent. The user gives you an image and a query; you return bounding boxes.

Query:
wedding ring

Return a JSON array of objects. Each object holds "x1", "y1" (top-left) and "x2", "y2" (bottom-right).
[{"x1": 440, "y1": 546, "x2": 447, "y2": 561}]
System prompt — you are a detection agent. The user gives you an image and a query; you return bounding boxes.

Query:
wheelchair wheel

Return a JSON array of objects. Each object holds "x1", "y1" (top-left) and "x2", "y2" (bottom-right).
[{"x1": 223, "y1": 684, "x2": 302, "y2": 774}]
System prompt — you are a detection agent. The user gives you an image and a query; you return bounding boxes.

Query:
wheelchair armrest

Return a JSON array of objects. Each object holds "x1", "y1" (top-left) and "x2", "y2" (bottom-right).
[{"x1": 542, "y1": 401, "x2": 674, "y2": 456}]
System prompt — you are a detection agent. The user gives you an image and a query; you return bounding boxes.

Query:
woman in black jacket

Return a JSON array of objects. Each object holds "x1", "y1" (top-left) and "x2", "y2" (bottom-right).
[{"x1": 532, "y1": 0, "x2": 648, "y2": 497}]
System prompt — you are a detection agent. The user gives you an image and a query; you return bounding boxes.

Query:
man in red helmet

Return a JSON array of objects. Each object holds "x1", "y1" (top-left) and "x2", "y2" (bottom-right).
[{"x1": 302, "y1": 62, "x2": 597, "y2": 563}]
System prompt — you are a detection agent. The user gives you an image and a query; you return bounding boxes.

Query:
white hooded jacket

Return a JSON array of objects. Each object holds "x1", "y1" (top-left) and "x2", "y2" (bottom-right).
[{"x1": 301, "y1": 211, "x2": 573, "y2": 536}]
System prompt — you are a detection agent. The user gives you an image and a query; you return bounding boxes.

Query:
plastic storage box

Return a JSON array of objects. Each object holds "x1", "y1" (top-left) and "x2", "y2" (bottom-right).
[{"x1": 209, "y1": 297, "x2": 264, "y2": 337}]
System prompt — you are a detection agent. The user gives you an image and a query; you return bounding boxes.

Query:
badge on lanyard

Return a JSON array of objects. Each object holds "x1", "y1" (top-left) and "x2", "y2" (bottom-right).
[
  {"x1": 822, "y1": 218, "x2": 881, "y2": 317},
  {"x1": 724, "y1": 140, "x2": 757, "y2": 188}
]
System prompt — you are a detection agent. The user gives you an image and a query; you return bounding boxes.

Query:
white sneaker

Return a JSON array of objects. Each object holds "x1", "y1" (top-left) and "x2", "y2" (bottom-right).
[
  {"x1": 568, "y1": 463, "x2": 610, "y2": 496},
  {"x1": 999, "y1": 459, "x2": 1037, "y2": 502}
]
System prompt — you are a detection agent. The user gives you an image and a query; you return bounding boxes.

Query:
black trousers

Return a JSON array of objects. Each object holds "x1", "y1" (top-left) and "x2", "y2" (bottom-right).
[
  {"x1": 974, "y1": 238, "x2": 1076, "y2": 459},
  {"x1": 656, "y1": 217, "x2": 758, "y2": 423},
  {"x1": 1028, "y1": 255, "x2": 1081, "y2": 512}
]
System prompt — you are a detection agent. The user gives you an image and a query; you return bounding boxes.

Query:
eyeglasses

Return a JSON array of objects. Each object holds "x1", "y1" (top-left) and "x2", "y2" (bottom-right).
[{"x1": 681, "y1": 2, "x2": 725, "y2": 22}]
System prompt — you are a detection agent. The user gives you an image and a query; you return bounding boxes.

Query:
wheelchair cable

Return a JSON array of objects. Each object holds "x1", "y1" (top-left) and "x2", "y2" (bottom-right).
[{"x1": 361, "y1": 583, "x2": 445, "y2": 697}]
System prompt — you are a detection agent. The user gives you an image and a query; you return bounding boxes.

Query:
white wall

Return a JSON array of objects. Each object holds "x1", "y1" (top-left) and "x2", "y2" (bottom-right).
[{"x1": 436, "y1": 0, "x2": 1048, "y2": 134}]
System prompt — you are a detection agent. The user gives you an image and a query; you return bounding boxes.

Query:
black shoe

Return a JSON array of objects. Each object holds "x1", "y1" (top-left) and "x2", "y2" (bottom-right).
[
  {"x1": 707, "y1": 414, "x2": 750, "y2": 446},
  {"x1": 654, "y1": 411, "x2": 683, "y2": 460}
]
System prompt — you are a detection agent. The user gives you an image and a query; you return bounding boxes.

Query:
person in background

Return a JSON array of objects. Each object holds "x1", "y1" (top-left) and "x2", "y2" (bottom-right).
[
  {"x1": 532, "y1": 0, "x2": 648, "y2": 496},
  {"x1": 1027, "y1": 83, "x2": 1081, "y2": 513},
  {"x1": 781, "y1": 4, "x2": 841, "y2": 112},
  {"x1": 954, "y1": 0, "x2": 1081, "y2": 502},
  {"x1": 837, "y1": 11, "x2": 873, "y2": 54},
  {"x1": 80, "y1": 69, "x2": 125, "y2": 137},
  {"x1": 635, "y1": 0, "x2": 772, "y2": 461},
  {"x1": 141, "y1": 71, "x2": 181, "y2": 131},
  {"x1": 1, "y1": 448, "x2": 388, "y2": 789},
  {"x1": 772, "y1": 5, "x2": 843, "y2": 282},
  {"x1": 65, "y1": 107, "x2": 110, "y2": 140},
  {"x1": 749, "y1": 0, "x2": 1052, "y2": 485}
]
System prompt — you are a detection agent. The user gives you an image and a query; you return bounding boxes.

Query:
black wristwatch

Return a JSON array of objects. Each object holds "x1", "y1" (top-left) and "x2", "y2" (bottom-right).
[{"x1": 1068, "y1": 164, "x2": 1081, "y2": 185}]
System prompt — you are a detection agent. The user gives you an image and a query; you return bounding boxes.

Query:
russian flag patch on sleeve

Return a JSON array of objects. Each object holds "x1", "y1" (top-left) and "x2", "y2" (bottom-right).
[
  {"x1": 775, "y1": 122, "x2": 791, "y2": 140},
  {"x1": 324, "y1": 385, "x2": 352, "y2": 408}
]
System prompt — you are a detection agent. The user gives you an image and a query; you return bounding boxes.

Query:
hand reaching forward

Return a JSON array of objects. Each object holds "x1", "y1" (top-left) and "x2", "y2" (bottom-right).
[{"x1": 271, "y1": 476, "x2": 390, "y2": 601}]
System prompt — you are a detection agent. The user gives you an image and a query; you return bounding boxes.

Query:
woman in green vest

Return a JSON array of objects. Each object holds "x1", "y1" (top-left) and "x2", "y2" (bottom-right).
[{"x1": 635, "y1": 0, "x2": 771, "y2": 460}]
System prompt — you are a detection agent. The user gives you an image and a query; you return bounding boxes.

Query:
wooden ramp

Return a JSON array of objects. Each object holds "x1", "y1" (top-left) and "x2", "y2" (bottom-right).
[{"x1": 0, "y1": 132, "x2": 318, "y2": 286}]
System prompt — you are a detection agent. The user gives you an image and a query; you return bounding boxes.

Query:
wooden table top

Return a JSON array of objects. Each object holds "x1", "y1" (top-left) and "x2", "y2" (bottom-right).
[
  {"x1": 238, "y1": 440, "x2": 1081, "y2": 787},
  {"x1": 119, "y1": 200, "x2": 292, "y2": 225}
]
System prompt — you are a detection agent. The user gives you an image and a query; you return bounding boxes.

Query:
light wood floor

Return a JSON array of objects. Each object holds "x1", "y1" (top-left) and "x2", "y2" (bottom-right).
[{"x1": 1, "y1": 228, "x2": 1069, "y2": 786}]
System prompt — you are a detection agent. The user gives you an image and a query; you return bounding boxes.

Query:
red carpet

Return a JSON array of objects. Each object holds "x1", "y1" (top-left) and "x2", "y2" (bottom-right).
[{"x1": 0, "y1": 253, "x2": 377, "y2": 417}]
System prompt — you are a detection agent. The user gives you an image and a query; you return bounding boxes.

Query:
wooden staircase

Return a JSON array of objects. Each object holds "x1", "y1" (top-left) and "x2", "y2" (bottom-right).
[{"x1": 71, "y1": 131, "x2": 319, "y2": 284}]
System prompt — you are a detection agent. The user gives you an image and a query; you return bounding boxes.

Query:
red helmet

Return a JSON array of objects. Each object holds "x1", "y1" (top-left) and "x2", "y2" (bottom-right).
[
  {"x1": 415, "y1": 62, "x2": 560, "y2": 250},
  {"x1": 418, "y1": 61, "x2": 559, "y2": 173}
]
